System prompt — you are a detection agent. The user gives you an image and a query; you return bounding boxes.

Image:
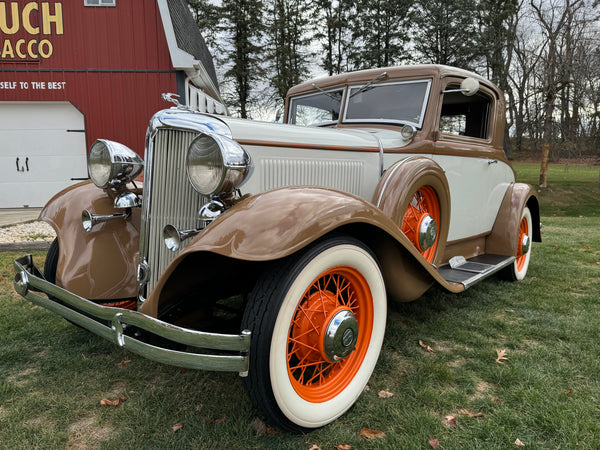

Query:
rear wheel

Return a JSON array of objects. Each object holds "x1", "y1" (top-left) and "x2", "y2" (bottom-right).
[
  {"x1": 241, "y1": 236, "x2": 386, "y2": 432},
  {"x1": 502, "y1": 206, "x2": 533, "y2": 281}
]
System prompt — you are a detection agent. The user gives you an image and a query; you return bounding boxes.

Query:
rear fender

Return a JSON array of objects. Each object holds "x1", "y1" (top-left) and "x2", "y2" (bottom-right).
[
  {"x1": 486, "y1": 183, "x2": 541, "y2": 256},
  {"x1": 40, "y1": 181, "x2": 140, "y2": 300},
  {"x1": 142, "y1": 187, "x2": 464, "y2": 318}
]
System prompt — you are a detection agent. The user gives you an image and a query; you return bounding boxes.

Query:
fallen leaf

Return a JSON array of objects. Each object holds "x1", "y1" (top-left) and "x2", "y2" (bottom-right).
[
  {"x1": 360, "y1": 428, "x2": 386, "y2": 439},
  {"x1": 378, "y1": 389, "x2": 394, "y2": 398},
  {"x1": 419, "y1": 340, "x2": 434, "y2": 353},
  {"x1": 428, "y1": 435, "x2": 440, "y2": 449},
  {"x1": 172, "y1": 423, "x2": 183, "y2": 432},
  {"x1": 443, "y1": 415, "x2": 458, "y2": 427},
  {"x1": 335, "y1": 445, "x2": 352, "y2": 450},
  {"x1": 308, "y1": 444, "x2": 322, "y2": 450},
  {"x1": 117, "y1": 359, "x2": 132, "y2": 367},
  {"x1": 488, "y1": 395, "x2": 504, "y2": 404},
  {"x1": 363, "y1": 385, "x2": 371, "y2": 393},
  {"x1": 251, "y1": 417, "x2": 277, "y2": 435},
  {"x1": 495, "y1": 349, "x2": 508, "y2": 364},
  {"x1": 210, "y1": 415, "x2": 226, "y2": 425},
  {"x1": 515, "y1": 438, "x2": 525, "y2": 446},
  {"x1": 583, "y1": 246, "x2": 589, "y2": 250},
  {"x1": 100, "y1": 396, "x2": 126, "y2": 407},
  {"x1": 458, "y1": 409, "x2": 484, "y2": 418}
]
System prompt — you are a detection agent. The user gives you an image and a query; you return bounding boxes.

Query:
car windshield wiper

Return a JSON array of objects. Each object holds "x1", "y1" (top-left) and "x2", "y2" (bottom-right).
[
  {"x1": 350, "y1": 72, "x2": 388, "y2": 98},
  {"x1": 311, "y1": 83, "x2": 342, "y2": 102}
]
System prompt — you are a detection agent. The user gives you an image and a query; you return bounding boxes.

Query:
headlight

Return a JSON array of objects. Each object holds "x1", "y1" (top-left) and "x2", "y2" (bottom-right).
[
  {"x1": 187, "y1": 133, "x2": 250, "y2": 196},
  {"x1": 88, "y1": 139, "x2": 144, "y2": 189}
]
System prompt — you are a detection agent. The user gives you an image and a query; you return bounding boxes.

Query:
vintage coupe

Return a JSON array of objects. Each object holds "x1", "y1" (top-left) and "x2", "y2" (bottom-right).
[{"x1": 14, "y1": 65, "x2": 540, "y2": 432}]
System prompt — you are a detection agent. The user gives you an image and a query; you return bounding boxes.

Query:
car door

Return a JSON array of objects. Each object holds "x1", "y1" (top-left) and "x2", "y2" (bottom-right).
[{"x1": 431, "y1": 78, "x2": 514, "y2": 242}]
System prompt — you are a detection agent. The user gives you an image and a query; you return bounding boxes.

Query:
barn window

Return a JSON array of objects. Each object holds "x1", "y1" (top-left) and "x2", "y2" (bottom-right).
[{"x1": 84, "y1": 0, "x2": 116, "y2": 6}]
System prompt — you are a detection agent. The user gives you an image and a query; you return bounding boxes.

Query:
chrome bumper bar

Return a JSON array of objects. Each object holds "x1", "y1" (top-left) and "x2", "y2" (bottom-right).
[{"x1": 13, "y1": 255, "x2": 250, "y2": 376}]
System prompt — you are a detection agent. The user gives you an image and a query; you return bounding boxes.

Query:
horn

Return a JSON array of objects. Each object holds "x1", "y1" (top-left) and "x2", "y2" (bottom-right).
[
  {"x1": 82, "y1": 209, "x2": 131, "y2": 232},
  {"x1": 163, "y1": 224, "x2": 201, "y2": 252}
]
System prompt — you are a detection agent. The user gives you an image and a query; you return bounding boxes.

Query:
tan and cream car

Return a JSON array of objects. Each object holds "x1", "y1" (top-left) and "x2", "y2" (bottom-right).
[{"x1": 14, "y1": 65, "x2": 540, "y2": 432}]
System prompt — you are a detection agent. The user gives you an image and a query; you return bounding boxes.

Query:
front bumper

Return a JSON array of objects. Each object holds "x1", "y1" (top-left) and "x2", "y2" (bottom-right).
[{"x1": 13, "y1": 255, "x2": 250, "y2": 376}]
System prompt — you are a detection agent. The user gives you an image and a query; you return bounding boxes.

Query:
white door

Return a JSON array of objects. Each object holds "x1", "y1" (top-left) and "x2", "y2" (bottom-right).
[{"x1": 0, "y1": 102, "x2": 88, "y2": 208}]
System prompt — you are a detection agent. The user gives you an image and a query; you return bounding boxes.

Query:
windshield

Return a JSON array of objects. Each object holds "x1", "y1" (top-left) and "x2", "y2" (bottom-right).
[
  {"x1": 344, "y1": 80, "x2": 431, "y2": 128},
  {"x1": 288, "y1": 88, "x2": 344, "y2": 126}
]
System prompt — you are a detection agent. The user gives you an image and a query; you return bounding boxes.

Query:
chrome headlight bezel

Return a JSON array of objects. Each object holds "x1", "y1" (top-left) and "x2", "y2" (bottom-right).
[
  {"x1": 186, "y1": 133, "x2": 251, "y2": 196},
  {"x1": 88, "y1": 139, "x2": 144, "y2": 189}
]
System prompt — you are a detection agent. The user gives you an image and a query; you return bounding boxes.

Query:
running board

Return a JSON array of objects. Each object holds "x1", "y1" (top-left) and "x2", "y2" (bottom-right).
[{"x1": 438, "y1": 254, "x2": 515, "y2": 289}]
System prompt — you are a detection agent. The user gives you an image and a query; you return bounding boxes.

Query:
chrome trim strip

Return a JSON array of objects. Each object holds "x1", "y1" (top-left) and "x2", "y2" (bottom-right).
[{"x1": 14, "y1": 255, "x2": 250, "y2": 375}]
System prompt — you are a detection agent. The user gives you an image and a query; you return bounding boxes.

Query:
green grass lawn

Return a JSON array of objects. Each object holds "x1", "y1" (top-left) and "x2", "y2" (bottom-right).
[{"x1": 1, "y1": 163, "x2": 599, "y2": 449}]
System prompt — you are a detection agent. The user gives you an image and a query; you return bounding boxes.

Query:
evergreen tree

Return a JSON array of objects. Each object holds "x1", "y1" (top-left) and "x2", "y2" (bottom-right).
[
  {"x1": 220, "y1": 0, "x2": 264, "y2": 118},
  {"x1": 266, "y1": 0, "x2": 314, "y2": 104},
  {"x1": 412, "y1": 0, "x2": 480, "y2": 69},
  {"x1": 347, "y1": 0, "x2": 412, "y2": 69},
  {"x1": 315, "y1": 0, "x2": 353, "y2": 75}
]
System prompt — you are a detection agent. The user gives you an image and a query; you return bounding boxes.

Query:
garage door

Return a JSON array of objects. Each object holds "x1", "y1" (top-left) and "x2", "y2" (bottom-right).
[{"x1": 0, "y1": 102, "x2": 88, "y2": 208}]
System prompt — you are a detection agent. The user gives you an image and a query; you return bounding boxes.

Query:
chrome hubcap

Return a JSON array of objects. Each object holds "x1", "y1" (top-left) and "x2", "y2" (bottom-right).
[
  {"x1": 418, "y1": 214, "x2": 438, "y2": 252},
  {"x1": 521, "y1": 234, "x2": 531, "y2": 255},
  {"x1": 322, "y1": 309, "x2": 359, "y2": 362}
]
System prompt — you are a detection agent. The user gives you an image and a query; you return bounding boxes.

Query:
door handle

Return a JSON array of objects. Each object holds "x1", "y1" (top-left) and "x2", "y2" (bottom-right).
[
  {"x1": 487, "y1": 159, "x2": 498, "y2": 165},
  {"x1": 16, "y1": 157, "x2": 19, "y2": 171},
  {"x1": 25, "y1": 157, "x2": 29, "y2": 171}
]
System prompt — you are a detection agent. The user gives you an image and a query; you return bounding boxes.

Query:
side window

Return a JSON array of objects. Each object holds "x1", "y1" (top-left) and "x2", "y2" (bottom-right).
[{"x1": 440, "y1": 85, "x2": 491, "y2": 139}]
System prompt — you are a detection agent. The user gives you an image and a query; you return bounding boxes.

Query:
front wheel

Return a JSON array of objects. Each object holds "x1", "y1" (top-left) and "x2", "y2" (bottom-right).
[{"x1": 241, "y1": 236, "x2": 387, "y2": 432}]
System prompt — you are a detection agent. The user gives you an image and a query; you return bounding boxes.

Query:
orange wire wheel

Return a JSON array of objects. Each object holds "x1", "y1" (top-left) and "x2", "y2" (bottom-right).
[
  {"x1": 402, "y1": 185, "x2": 440, "y2": 262},
  {"x1": 515, "y1": 214, "x2": 530, "y2": 272},
  {"x1": 241, "y1": 237, "x2": 386, "y2": 432},
  {"x1": 286, "y1": 266, "x2": 373, "y2": 402}
]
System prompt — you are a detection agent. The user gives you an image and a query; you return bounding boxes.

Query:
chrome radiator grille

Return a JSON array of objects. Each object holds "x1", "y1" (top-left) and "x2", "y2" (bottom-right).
[{"x1": 141, "y1": 129, "x2": 206, "y2": 295}]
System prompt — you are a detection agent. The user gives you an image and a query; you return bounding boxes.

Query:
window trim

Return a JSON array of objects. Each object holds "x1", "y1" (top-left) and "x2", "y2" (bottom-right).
[
  {"x1": 84, "y1": 0, "x2": 116, "y2": 7},
  {"x1": 287, "y1": 87, "x2": 346, "y2": 127},
  {"x1": 342, "y1": 79, "x2": 432, "y2": 129}
]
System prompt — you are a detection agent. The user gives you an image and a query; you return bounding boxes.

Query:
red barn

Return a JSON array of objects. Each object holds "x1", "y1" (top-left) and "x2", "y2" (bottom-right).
[{"x1": 0, "y1": 0, "x2": 224, "y2": 208}]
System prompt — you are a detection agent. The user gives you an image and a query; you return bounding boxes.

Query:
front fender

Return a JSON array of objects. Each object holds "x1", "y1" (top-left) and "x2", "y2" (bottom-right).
[
  {"x1": 40, "y1": 181, "x2": 140, "y2": 300},
  {"x1": 143, "y1": 187, "x2": 464, "y2": 317}
]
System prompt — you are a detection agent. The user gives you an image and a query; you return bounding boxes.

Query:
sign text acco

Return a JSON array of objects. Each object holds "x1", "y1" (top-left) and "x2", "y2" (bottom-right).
[{"x1": 0, "y1": 2, "x2": 63, "y2": 61}]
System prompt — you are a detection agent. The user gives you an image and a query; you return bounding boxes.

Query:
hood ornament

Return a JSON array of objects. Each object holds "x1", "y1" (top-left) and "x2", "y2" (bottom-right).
[{"x1": 162, "y1": 92, "x2": 182, "y2": 107}]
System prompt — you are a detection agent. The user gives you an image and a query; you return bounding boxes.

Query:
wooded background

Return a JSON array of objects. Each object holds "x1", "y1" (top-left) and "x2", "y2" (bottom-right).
[{"x1": 186, "y1": 0, "x2": 599, "y2": 166}]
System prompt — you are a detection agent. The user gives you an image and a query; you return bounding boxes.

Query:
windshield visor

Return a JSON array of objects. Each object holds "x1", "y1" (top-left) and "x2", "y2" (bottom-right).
[
  {"x1": 288, "y1": 88, "x2": 344, "y2": 126},
  {"x1": 344, "y1": 80, "x2": 431, "y2": 128}
]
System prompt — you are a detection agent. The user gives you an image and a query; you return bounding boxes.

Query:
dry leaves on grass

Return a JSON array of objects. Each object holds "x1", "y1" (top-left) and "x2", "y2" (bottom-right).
[
  {"x1": 335, "y1": 445, "x2": 352, "y2": 450},
  {"x1": 495, "y1": 349, "x2": 508, "y2": 364},
  {"x1": 428, "y1": 436, "x2": 440, "y2": 449},
  {"x1": 419, "y1": 340, "x2": 434, "y2": 353},
  {"x1": 117, "y1": 360, "x2": 131, "y2": 368},
  {"x1": 378, "y1": 389, "x2": 394, "y2": 398},
  {"x1": 308, "y1": 444, "x2": 321, "y2": 450},
  {"x1": 488, "y1": 394, "x2": 504, "y2": 404},
  {"x1": 515, "y1": 438, "x2": 525, "y2": 446},
  {"x1": 251, "y1": 417, "x2": 277, "y2": 436},
  {"x1": 360, "y1": 428, "x2": 386, "y2": 439},
  {"x1": 443, "y1": 414, "x2": 458, "y2": 427},
  {"x1": 171, "y1": 423, "x2": 183, "y2": 432},
  {"x1": 100, "y1": 396, "x2": 126, "y2": 407},
  {"x1": 458, "y1": 409, "x2": 484, "y2": 418},
  {"x1": 210, "y1": 415, "x2": 226, "y2": 425}
]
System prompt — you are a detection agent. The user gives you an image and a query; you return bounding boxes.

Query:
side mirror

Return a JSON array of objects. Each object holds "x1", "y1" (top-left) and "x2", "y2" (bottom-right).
[
  {"x1": 460, "y1": 77, "x2": 480, "y2": 96},
  {"x1": 442, "y1": 77, "x2": 480, "y2": 96}
]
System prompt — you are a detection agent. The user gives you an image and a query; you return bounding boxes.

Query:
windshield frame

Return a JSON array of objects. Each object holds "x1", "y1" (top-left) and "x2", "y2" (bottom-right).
[
  {"x1": 341, "y1": 79, "x2": 432, "y2": 128},
  {"x1": 287, "y1": 87, "x2": 345, "y2": 127}
]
